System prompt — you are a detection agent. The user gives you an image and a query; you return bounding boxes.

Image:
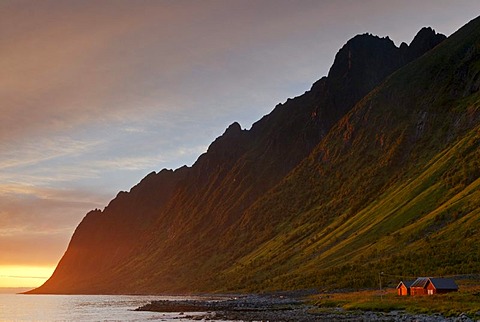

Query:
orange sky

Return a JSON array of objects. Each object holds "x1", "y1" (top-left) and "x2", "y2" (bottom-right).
[
  {"x1": 2, "y1": 0, "x2": 480, "y2": 288},
  {"x1": 0, "y1": 266, "x2": 54, "y2": 288}
]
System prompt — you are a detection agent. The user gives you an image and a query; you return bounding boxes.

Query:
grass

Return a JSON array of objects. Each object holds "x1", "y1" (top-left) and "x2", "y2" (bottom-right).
[
  {"x1": 220, "y1": 121, "x2": 480, "y2": 293},
  {"x1": 313, "y1": 284, "x2": 480, "y2": 317}
]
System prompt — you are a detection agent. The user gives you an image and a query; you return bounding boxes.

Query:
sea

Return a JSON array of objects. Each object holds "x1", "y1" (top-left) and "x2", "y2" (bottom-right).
[{"x1": 0, "y1": 294, "x2": 231, "y2": 321}]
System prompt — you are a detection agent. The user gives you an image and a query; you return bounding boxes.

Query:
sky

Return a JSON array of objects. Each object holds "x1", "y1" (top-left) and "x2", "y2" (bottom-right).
[{"x1": 1, "y1": 0, "x2": 480, "y2": 288}]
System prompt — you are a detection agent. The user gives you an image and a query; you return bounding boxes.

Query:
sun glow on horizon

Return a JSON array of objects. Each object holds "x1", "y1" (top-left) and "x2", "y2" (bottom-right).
[{"x1": 0, "y1": 265, "x2": 55, "y2": 288}]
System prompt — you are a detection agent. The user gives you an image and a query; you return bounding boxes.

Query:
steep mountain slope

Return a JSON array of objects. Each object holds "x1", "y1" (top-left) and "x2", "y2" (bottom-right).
[{"x1": 29, "y1": 25, "x2": 459, "y2": 294}]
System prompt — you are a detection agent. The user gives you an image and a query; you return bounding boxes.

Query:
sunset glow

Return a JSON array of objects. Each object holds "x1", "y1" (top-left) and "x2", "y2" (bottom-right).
[{"x1": 0, "y1": 265, "x2": 54, "y2": 288}]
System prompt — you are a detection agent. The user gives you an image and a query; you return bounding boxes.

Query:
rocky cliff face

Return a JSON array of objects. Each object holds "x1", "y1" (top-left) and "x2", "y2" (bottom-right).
[
  {"x1": 30, "y1": 26, "x2": 454, "y2": 294},
  {"x1": 400, "y1": 27, "x2": 447, "y2": 62}
]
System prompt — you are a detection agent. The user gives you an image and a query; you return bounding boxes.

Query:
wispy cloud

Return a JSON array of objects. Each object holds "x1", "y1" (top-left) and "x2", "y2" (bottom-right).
[
  {"x1": 0, "y1": 191, "x2": 99, "y2": 265},
  {"x1": 0, "y1": 275, "x2": 49, "y2": 279},
  {"x1": 0, "y1": 137, "x2": 104, "y2": 171}
]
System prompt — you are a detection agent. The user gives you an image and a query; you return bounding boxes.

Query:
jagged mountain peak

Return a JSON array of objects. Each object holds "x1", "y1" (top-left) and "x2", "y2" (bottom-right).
[
  {"x1": 327, "y1": 33, "x2": 398, "y2": 79},
  {"x1": 406, "y1": 26, "x2": 446, "y2": 60},
  {"x1": 328, "y1": 28, "x2": 446, "y2": 80},
  {"x1": 410, "y1": 26, "x2": 445, "y2": 45},
  {"x1": 223, "y1": 121, "x2": 243, "y2": 136}
]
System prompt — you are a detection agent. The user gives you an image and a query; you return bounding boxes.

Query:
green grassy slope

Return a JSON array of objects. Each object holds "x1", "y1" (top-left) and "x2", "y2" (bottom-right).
[
  {"x1": 221, "y1": 124, "x2": 479, "y2": 291},
  {"x1": 217, "y1": 17, "x2": 480, "y2": 292}
]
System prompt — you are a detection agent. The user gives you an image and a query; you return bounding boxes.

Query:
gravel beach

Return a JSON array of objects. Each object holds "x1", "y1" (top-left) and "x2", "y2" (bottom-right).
[{"x1": 135, "y1": 293, "x2": 477, "y2": 321}]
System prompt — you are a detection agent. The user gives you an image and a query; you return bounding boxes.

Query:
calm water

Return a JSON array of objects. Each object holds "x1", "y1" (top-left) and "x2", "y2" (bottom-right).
[{"x1": 0, "y1": 294, "x2": 229, "y2": 321}]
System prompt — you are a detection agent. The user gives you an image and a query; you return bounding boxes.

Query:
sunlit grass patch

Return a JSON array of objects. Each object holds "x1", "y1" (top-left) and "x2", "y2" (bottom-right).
[{"x1": 313, "y1": 285, "x2": 480, "y2": 318}]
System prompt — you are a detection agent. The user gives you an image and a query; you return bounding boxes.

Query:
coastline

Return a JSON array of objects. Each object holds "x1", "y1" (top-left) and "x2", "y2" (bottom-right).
[{"x1": 135, "y1": 293, "x2": 477, "y2": 321}]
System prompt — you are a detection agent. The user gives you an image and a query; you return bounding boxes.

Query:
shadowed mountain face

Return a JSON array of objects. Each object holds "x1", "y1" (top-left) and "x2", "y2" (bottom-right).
[{"x1": 29, "y1": 20, "x2": 480, "y2": 294}]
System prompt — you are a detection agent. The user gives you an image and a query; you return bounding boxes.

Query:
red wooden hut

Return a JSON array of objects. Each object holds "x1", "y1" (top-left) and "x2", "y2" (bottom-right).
[
  {"x1": 410, "y1": 277, "x2": 458, "y2": 296},
  {"x1": 396, "y1": 280, "x2": 414, "y2": 296},
  {"x1": 426, "y1": 278, "x2": 458, "y2": 295}
]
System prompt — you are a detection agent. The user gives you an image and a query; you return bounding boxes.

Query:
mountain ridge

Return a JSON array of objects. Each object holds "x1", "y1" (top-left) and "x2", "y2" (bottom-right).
[{"x1": 29, "y1": 19, "x2": 480, "y2": 294}]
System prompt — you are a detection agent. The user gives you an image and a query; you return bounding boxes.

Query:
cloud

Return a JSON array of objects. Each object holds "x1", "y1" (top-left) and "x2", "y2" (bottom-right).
[
  {"x1": 0, "y1": 187, "x2": 106, "y2": 229},
  {"x1": 0, "y1": 136, "x2": 104, "y2": 170},
  {"x1": 0, "y1": 232, "x2": 68, "y2": 266},
  {"x1": 0, "y1": 1, "x2": 337, "y2": 145},
  {"x1": 0, "y1": 184, "x2": 108, "y2": 266}
]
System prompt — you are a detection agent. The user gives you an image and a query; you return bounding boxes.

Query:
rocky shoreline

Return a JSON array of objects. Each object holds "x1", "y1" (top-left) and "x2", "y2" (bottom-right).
[{"x1": 135, "y1": 293, "x2": 477, "y2": 321}]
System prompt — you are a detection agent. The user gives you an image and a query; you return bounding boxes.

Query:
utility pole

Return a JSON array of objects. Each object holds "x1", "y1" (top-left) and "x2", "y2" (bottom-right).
[{"x1": 379, "y1": 271, "x2": 384, "y2": 301}]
